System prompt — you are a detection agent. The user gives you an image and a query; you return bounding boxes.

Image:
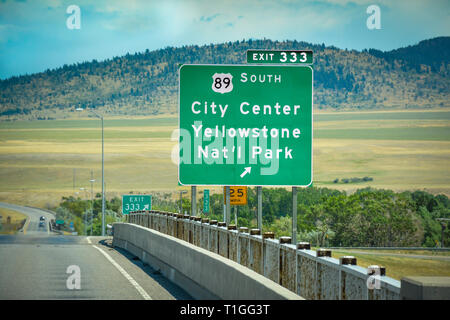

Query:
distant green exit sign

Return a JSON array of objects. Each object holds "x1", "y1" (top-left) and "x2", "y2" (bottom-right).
[
  {"x1": 203, "y1": 189, "x2": 210, "y2": 213},
  {"x1": 122, "y1": 195, "x2": 152, "y2": 214},
  {"x1": 247, "y1": 50, "x2": 313, "y2": 64}
]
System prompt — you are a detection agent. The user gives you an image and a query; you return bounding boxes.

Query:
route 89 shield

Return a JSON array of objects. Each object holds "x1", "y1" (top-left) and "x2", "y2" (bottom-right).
[{"x1": 211, "y1": 73, "x2": 233, "y2": 94}]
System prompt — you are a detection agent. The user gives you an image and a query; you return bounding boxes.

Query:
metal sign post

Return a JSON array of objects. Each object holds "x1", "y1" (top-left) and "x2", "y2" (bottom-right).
[
  {"x1": 225, "y1": 186, "x2": 231, "y2": 226},
  {"x1": 292, "y1": 186, "x2": 297, "y2": 244},
  {"x1": 257, "y1": 186, "x2": 262, "y2": 231},
  {"x1": 191, "y1": 186, "x2": 197, "y2": 216}
]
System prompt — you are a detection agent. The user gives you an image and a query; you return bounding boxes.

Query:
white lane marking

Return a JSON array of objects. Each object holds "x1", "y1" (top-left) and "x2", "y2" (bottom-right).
[
  {"x1": 86, "y1": 237, "x2": 92, "y2": 244},
  {"x1": 92, "y1": 245, "x2": 152, "y2": 300}
]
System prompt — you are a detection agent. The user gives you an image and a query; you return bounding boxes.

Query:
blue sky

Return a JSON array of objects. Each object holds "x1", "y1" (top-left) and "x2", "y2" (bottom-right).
[{"x1": 0, "y1": 0, "x2": 449, "y2": 79}]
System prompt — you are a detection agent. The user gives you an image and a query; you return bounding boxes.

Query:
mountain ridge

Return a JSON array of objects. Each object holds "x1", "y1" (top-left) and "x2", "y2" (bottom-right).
[{"x1": 0, "y1": 37, "x2": 449, "y2": 120}]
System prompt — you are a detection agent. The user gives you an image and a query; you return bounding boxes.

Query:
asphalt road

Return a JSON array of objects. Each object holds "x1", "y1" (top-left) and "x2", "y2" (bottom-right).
[
  {"x1": 0, "y1": 203, "x2": 192, "y2": 300},
  {"x1": 0, "y1": 202, "x2": 55, "y2": 235}
]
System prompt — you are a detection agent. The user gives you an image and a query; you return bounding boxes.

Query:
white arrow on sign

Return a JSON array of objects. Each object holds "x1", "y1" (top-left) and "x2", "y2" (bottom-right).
[{"x1": 240, "y1": 167, "x2": 251, "y2": 178}]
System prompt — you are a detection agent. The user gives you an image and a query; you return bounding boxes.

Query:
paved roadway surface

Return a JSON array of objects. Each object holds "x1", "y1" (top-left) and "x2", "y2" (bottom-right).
[
  {"x1": 0, "y1": 202, "x2": 55, "y2": 235},
  {"x1": 0, "y1": 202, "x2": 192, "y2": 300}
]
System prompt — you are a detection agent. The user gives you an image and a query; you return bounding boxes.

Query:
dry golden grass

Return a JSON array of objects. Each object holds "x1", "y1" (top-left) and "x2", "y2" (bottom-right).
[
  {"x1": 0, "y1": 111, "x2": 448, "y2": 208},
  {"x1": 0, "y1": 207, "x2": 27, "y2": 234},
  {"x1": 314, "y1": 107, "x2": 450, "y2": 115},
  {"x1": 331, "y1": 250, "x2": 450, "y2": 280},
  {"x1": 313, "y1": 139, "x2": 450, "y2": 194},
  {"x1": 333, "y1": 249, "x2": 450, "y2": 256},
  {"x1": 315, "y1": 119, "x2": 450, "y2": 129}
]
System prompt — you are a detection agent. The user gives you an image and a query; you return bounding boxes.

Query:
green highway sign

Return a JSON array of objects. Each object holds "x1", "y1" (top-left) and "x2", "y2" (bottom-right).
[
  {"x1": 55, "y1": 220, "x2": 64, "y2": 225},
  {"x1": 122, "y1": 195, "x2": 152, "y2": 214},
  {"x1": 247, "y1": 50, "x2": 313, "y2": 64},
  {"x1": 203, "y1": 189, "x2": 210, "y2": 213},
  {"x1": 178, "y1": 64, "x2": 313, "y2": 186}
]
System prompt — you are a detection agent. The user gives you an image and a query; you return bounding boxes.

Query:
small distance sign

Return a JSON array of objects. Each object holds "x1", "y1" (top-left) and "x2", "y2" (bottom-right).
[
  {"x1": 247, "y1": 50, "x2": 313, "y2": 64},
  {"x1": 224, "y1": 186, "x2": 248, "y2": 205},
  {"x1": 122, "y1": 195, "x2": 152, "y2": 214}
]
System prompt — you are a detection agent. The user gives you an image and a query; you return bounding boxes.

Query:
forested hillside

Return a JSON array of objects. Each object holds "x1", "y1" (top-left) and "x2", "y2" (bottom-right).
[{"x1": 1, "y1": 37, "x2": 449, "y2": 120}]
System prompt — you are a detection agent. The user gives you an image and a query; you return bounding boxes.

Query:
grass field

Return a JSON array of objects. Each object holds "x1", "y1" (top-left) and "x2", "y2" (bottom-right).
[
  {"x1": 332, "y1": 249, "x2": 450, "y2": 256},
  {"x1": 0, "y1": 208, "x2": 27, "y2": 234},
  {"x1": 330, "y1": 250, "x2": 450, "y2": 280},
  {"x1": 0, "y1": 109, "x2": 449, "y2": 209}
]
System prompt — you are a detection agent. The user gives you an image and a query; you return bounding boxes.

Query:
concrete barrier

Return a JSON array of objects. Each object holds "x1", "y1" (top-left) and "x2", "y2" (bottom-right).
[
  {"x1": 217, "y1": 226, "x2": 229, "y2": 258},
  {"x1": 192, "y1": 218, "x2": 202, "y2": 247},
  {"x1": 264, "y1": 238, "x2": 280, "y2": 283},
  {"x1": 400, "y1": 277, "x2": 450, "y2": 300},
  {"x1": 113, "y1": 222, "x2": 302, "y2": 300},
  {"x1": 123, "y1": 212, "x2": 407, "y2": 300},
  {"x1": 209, "y1": 220, "x2": 218, "y2": 253},
  {"x1": 280, "y1": 241, "x2": 297, "y2": 292},
  {"x1": 248, "y1": 231, "x2": 263, "y2": 275},
  {"x1": 200, "y1": 219, "x2": 209, "y2": 250},
  {"x1": 228, "y1": 227, "x2": 238, "y2": 262}
]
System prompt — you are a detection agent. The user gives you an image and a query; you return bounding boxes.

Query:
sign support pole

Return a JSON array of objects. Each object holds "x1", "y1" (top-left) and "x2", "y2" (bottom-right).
[
  {"x1": 223, "y1": 188, "x2": 226, "y2": 222},
  {"x1": 225, "y1": 186, "x2": 231, "y2": 226},
  {"x1": 191, "y1": 186, "x2": 197, "y2": 216},
  {"x1": 292, "y1": 186, "x2": 297, "y2": 244},
  {"x1": 257, "y1": 186, "x2": 262, "y2": 231}
]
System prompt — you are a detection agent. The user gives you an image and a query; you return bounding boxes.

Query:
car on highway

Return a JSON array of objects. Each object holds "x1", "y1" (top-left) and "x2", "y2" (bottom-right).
[{"x1": 39, "y1": 216, "x2": 45, "y2": 221}]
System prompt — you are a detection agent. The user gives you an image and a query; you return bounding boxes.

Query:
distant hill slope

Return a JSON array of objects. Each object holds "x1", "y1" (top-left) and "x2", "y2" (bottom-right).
[
  {"x1": 0, "y1": 38, "x2": 449, "y2": 120},
  {"x1": 368, "y1": 37, "x2": 450, "y2": 73}
]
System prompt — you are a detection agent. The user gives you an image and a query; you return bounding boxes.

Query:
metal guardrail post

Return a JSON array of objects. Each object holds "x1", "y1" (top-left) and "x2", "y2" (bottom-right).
[{"x1": 297, "y1": 242, "x2": 311, "y2": 250}]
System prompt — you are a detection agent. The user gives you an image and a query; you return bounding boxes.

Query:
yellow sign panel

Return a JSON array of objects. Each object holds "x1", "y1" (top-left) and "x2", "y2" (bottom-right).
[{"x1": 224, "y1": 186, "x2": 248, "y2": 205}]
